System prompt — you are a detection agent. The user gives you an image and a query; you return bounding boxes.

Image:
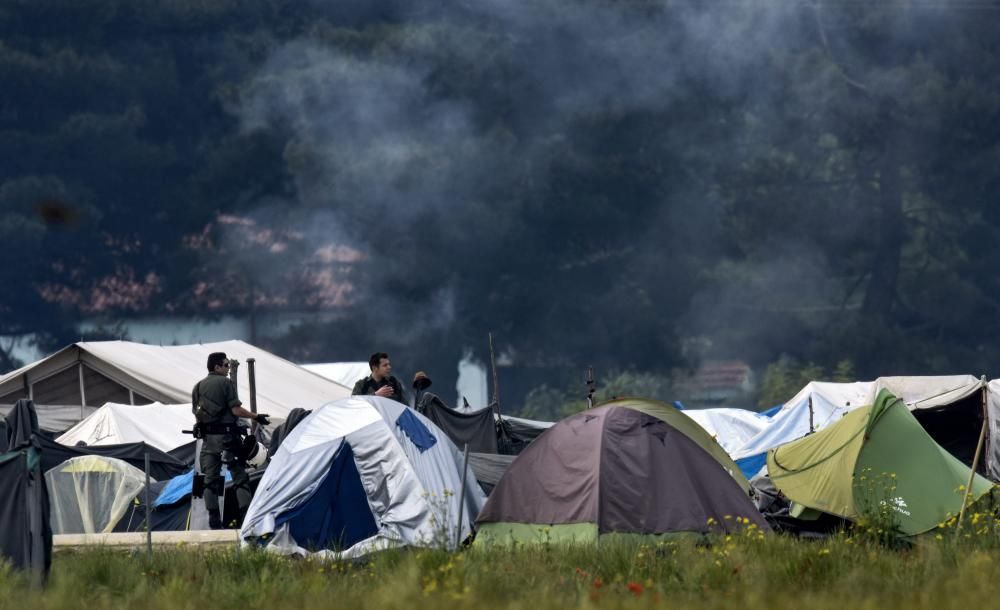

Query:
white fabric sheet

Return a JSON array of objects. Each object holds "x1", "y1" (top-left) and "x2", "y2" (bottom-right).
[
  {"x1": 301, "y1": 362, "x2": 370, "y2": 389},
  {"x1": 56, "y1": 402, "x2": 196, "y2": 451},
  {"x1": 682, "y1": 408, "x2": 772, "y2": 454}
]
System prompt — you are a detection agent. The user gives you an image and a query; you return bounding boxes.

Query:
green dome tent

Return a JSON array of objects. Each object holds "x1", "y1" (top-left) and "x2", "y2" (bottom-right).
[
  {"x1": 767, "y1": 389, "x2": 995, "y2": 536},
  {"x1": 475, "y1": 399, "x2": 765, "y2": 545}
]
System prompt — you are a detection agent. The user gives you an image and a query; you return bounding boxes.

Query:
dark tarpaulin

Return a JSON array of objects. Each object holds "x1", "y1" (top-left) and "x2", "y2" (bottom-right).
[
  {"x1": 468, "y1": 452, "x2": 516, "y2": 494},
  {"x1": 266, "y1": 408, "x2": 312, "y2": 463},
  {"x1": 36, "y1": 436, "x2": 188, "y2": 481},
  {"x1": 113, "y1": 479, "x2": 191, "y2": 533},
  {"x1": 0, "y1": 399, "x2": 52, "y2": 582},
  {"x1": 167, "y1": 441, "x2": 197, "y2": 466},
  {"x1": 421, "y1": 400, "x2": 498, "y2": 454},
  {"x1": 5, "y1": 399, "x2": 40, "y2": 451}
]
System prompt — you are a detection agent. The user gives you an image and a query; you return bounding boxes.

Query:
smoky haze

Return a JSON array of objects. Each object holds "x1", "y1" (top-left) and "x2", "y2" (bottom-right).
[{"x1": 222, "y1": 0, "x2": 985, "y2": 402}]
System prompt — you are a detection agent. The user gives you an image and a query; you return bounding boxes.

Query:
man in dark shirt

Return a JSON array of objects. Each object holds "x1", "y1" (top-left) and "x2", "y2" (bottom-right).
[
  {"x1": 352, "y1": 351, "x2": 407, "y2": 405},
  {"x1": 191, "y1": 352, "x2": 269, "y2": 529}
]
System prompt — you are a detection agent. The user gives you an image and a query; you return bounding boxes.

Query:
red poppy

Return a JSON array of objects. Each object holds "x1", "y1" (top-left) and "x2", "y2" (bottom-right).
[{"x1": 627, "y1": 582, "x2": 644, "y2": 596}]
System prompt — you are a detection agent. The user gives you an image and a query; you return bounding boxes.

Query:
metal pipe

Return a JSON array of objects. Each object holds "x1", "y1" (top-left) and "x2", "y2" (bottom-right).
[
  {"x1": 455, "y1": 443, "x2": 470, "y2": 549},
  {"x1": 247, "y1": 358, "x2": 258, "y2": 434},
  {"x1": 956, "y1": 376, "x2": 989, "y2": 537}
]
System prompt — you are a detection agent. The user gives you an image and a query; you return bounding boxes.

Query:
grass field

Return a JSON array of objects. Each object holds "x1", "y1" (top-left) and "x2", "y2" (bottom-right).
[{"x1": 4, "y1": 518, "x2": 1000, "y2": 610}]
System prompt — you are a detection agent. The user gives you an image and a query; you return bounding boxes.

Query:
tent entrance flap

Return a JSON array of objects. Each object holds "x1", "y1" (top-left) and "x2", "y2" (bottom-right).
[
  {"x1": 274, "y1": 443, "x2": 378, "y2": 552},
  {"x1": 911, "y1": 393, "x2": 985, "y2": 473}
]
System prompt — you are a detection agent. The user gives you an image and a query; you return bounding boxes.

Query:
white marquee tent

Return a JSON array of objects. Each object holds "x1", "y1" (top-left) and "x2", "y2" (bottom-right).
[{"x1": 0, "y1": 340, "x2": 351, "y2": 432}]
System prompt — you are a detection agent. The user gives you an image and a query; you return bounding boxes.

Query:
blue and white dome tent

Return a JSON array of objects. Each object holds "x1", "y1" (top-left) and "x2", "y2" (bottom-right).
[{"x1": 241, "y1": 396, "x2": 486, "y2": 558}]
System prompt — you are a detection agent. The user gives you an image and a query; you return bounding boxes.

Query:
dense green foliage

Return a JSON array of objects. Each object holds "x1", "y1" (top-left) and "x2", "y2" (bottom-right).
[
  {"x1": 9, "y1": 526, "x2": 1000, "y2": 610},
  {"x1": 3, "y1": 1, "x2": 1000, "y2": 400}
]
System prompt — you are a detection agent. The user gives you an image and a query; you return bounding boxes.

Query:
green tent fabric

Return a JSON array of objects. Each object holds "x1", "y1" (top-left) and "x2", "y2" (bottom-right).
[
  {"x1": 601, "y1": 398, "x2": 750, "y2": 493},
  {"x1": 767, "y1": 389, "x2": 995, "y2": 535}
]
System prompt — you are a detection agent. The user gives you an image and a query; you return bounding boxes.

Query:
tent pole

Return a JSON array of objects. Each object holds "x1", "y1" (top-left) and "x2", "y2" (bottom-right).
[
  {"x1": 28, "y1": 450, "x2": 45, "y2": 589},
  {"x1": 808, "y1": 396, "x2": 814, "y2": 434},
  {"x1": 586, "y1": 367, "x2": 595, "y2": 409},
  {"x1": 488, "y1": 333, "x2": 501, "y2": 416},
  {"x1": 455, "y1": 443, "x2": 470, "y2": 549},
  {"x1": 144, "y1": 449, "x2": 152, "y2": 559},
  {"x1": 78, "y1": 364, "x2": 87, "y2": 421},
  {"x1": 955, "y1": 376, "x2": 988, "y2": 537}
]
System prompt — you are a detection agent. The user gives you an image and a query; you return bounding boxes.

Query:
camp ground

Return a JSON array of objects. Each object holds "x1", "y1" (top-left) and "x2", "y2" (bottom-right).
[
  {"x1": 475, "y1": 398, "x2": 765, "y2": 546},
  {"x1": 732, "y1": 375, "x2": 996, "y2": 480},
  {"x1": 0, "y1": 340, "x2": 352, "y2": 432},
  {"x1": 765, "y1": 390, "x2": 995, "y2": 536},
  {"x1": 241, "y1": 395, "x2": 486, "y2": 558}
]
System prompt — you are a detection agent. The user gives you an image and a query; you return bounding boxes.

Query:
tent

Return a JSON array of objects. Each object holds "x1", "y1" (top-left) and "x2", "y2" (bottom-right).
[
  {"x1": 36, "y1": 434, "x2": 190, "y2": 482},
  {"x1": 475, "y1": 399, "x2": 766, "y2": 545},
  {"x1": 733, "y1": 376, "x2": 993, "y2": 479},
  {"x1": 0, "y1": 340, "x2": 351, "y2": 432},
  {"x1": 56, "y1": 402, "x2": 196, "y2": 452},
  {"x1": 682, "y1": 407, "x2": 773, "y2": 455},
  {"x1": 767, "y1": 390, "x2": 994, "y2": 536},
  {"x1": 45, "y1": 455, "x2": 149, "y2": 534},
  {"x1": 301, "y1": 362, "x2": 370, "y2": 389},
  {"x1": 241, "y1": 396, "x2": 486, "y2": 558}
]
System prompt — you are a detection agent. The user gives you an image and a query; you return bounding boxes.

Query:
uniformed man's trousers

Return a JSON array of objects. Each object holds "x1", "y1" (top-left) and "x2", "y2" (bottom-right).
[{"x1": 200, "y1": 433, "x2": 252, "y2": 527}]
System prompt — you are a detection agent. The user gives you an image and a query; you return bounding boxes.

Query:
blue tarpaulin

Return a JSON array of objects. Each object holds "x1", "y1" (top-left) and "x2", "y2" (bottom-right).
[
  {"x1": 736, "y1": 453, "x2": 767, "y2": 480},
  {"x1": 395, "y1": 409, "x2": 437, "y2": 452},
  {"x1": 154, "y1": 468, "x2": 231, "y2": 507}
]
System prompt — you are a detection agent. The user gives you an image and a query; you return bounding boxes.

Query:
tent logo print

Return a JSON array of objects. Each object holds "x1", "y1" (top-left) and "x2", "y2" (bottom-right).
[{"x1": 880, "y1": 496, "x2": 911, "y2": 516}]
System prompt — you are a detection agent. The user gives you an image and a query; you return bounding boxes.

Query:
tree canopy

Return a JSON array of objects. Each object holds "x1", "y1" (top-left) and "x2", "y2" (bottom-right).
[{"x1": 3, "y1": 1, "x2": 1000, "y2": 405}]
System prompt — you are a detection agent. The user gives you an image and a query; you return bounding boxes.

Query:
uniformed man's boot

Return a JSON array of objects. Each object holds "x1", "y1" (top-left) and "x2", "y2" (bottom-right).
[{"x1": 208, "y1": 509, "x2": 223, "y2": 530}]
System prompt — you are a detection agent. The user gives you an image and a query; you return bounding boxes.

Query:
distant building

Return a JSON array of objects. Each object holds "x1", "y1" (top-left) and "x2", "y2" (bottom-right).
[{"x1": 679, "y1": 360, "x2": 756, "y2": 407}]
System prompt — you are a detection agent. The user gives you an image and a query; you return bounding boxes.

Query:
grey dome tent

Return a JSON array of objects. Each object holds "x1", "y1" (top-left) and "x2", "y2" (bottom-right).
[{"x1": 476, "y1": 400, "x2": 768, "y2": 545}]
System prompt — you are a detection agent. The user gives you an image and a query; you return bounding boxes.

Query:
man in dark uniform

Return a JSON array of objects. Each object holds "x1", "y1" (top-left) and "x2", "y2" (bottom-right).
[
  {"x1": 191, "y1": 352, "x2": 269, "y2": 529},
  {"x1": 352, "y1": 351, "x2": 407, "y2": 405}
]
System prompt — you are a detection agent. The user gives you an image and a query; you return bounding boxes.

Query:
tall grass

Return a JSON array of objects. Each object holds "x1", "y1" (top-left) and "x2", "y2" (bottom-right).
[{"x1": 4, "y1": 525, "x2": 1000, "y2": 610}]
